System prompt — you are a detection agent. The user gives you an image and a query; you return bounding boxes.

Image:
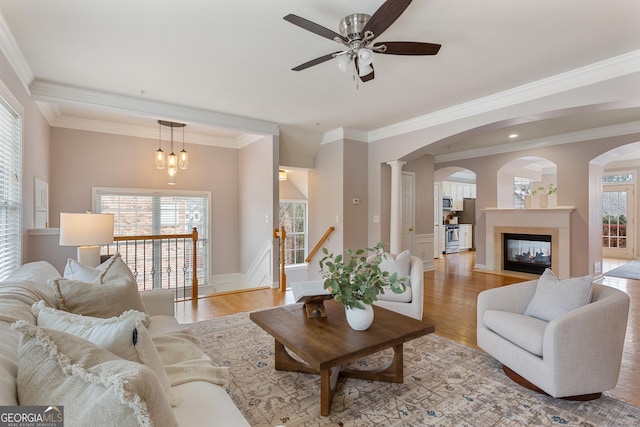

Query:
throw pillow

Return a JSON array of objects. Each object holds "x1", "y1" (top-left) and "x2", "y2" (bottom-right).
[
  {"x1": 31, "y1": 301, "x2": 175, "y2": 404},
  {"x1": 51, "y1": 253, "x2": 147, "y2": 319},
  {"x1": 12, "y1": 321, "x2": 178, "y2": 427},
  {"x1": 524, "y1": 268, "x2": 594, "y2": 321},
  {"x1": 63, "y1": 258, "x2": 101, "y2": 282},
  {"x1": 379, "y1": 250, "x2": 411, "y2": 279}
]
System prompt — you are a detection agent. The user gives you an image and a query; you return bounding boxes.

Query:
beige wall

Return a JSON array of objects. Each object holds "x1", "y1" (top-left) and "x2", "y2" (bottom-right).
[
  {"x1": 238, "y1": 135, "x2": 276, "y2": 274},
  {"x1": 343, "y1": 139, "x2": 368, "y2": 252},
  {"x1": 48, "y1": 127, "x2": 244, "y2": 275},
  {"x1": 308, "y1": 140, "x2": 343, "y2": 276}
]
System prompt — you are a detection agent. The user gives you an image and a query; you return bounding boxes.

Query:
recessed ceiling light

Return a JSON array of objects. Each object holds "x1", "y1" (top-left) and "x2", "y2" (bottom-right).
[{"x1": 509, "y1": 134, "x2": 519, "y2": 139}]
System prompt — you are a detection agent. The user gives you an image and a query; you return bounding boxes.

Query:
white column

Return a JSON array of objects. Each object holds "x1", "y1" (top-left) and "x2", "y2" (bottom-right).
[{"x1": 387, "y1": 160, "x2": 405, "y2": 254}]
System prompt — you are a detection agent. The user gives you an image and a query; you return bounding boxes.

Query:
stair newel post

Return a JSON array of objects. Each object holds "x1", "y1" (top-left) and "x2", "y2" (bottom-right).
[{"x1": 274, "y1": 226, "x2": 287, "y2": 292}]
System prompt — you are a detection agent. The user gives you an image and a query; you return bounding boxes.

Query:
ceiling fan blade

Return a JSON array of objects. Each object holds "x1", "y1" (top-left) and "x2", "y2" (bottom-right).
[
  {"x1": 362, "y1": 0, "x2": 413, "y2": 38},
  {"x1": 374, "y1": 41, "x2": 441, "y2": 55},
  {"x1": 284, "y1": 14, "x2": 347, "y2": 43},
  {"x1": 292, "y1": 51, "x2": 342, "y2": 71}
]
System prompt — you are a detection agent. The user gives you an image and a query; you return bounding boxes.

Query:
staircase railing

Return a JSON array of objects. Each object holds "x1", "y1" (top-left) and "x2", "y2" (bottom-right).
[
  {"x1": 305, "y1": 226, "x2": 335, "y2": 263},
  {"x1": 103, "y1": 227, "x2": 199, "y2": 301}
]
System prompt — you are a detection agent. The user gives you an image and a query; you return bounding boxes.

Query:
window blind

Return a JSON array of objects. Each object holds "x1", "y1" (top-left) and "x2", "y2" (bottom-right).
[
  {"x1": 94, "y1": 188, "x2": 209, "y2": 282},
  {"x1": 0, "y1": 96, "x2": 22, "y2": 280}
]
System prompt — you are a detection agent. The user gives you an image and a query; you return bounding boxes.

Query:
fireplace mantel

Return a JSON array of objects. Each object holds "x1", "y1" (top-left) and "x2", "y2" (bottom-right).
[{"x1": 483, "y1": 207, "x2": 575, "y2": 278}]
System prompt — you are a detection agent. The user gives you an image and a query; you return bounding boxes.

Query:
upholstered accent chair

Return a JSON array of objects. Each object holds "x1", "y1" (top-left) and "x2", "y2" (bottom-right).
[
  {"x1": 477, "y1": 277, "x2": 630, "y2": 400},
  {"x1": 373, "y1": 252, "x2": 424, "y2": 320}
]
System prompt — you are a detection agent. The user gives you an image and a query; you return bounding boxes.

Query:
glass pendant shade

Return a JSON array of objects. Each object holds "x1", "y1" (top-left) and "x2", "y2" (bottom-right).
[
  {"x1": 167, "y1": 168, "x2": 177, "y2": 185},
  {"x1": 179, "y1": 149, "x2": 188, "y2": 170},
  {"x1": 168, "y1": 152, "x2": 177, "y2": 172},
  {"x1": 155, "y1": 148, "x2": 165, "y2": 169},
  {"x1": 336, "y1": 54, "x2": 351, "y2": 73}
]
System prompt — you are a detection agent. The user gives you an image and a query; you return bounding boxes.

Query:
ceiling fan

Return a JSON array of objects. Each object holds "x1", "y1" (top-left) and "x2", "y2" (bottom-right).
[{"x1": 283, "y1": 0, "x2": 441, "y2": 83}]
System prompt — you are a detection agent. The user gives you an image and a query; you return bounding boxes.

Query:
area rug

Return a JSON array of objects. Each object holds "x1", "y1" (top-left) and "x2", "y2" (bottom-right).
[
  {"x1": 604, "y1": 260, "x2": 640, "y2": 280},
  {"x1": 189, "y1": 312, "x2": 640, "y2": 427}
]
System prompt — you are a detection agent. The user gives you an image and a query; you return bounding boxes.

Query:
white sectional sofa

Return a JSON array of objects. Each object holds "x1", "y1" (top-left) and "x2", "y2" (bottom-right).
[{"x1": 0, "y1": 259, "x2": 249, "y2": 427}]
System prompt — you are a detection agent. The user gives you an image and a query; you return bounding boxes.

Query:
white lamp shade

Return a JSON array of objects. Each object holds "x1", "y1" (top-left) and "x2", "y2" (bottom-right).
[{"x1": 59, "y1": 213, "x2": 114, "y2": 246}]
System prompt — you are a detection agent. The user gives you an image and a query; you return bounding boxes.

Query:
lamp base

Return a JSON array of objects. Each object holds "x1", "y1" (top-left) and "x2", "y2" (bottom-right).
[{"x1": 77, "y1": 246, "x2": 101, "y2": 268}]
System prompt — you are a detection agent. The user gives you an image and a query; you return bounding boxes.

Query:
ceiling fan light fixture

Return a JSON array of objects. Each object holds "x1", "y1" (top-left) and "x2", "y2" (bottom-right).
[
  {"x1": 357, "y1": 48, "x2": 373, "y2": 65},
  {"x1": 336, "y1": 54, "x2": 351, "y2": 73},
  {"x1": 358, "y1": 62, "x2": 373, "y2": 77}
]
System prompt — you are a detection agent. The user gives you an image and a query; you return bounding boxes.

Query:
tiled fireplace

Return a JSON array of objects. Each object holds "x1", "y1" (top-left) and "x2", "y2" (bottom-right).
[{"x1": 484, "y1": 207, "x2": 574, "y2": 278}]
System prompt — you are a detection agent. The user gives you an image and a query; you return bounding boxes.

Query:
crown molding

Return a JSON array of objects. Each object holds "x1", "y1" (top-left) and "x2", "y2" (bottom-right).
[
  {"x1": 434, "y1": 120, "x2": 640, "y2": 163},
  {"x1": 29, "y1": 79, "x2": 280, "y2": 136},
  {"x1": 321, "y1": 127, "x2": 369, "y2": 144},
  {"x1": 368, "y1": 49, "x2": 640, "y2": 143},
  {"x1": 0, "y1": 13, "x2": 33, "y2": 94}
]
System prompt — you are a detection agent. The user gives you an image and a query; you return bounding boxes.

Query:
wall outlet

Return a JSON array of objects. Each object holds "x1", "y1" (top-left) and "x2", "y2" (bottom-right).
[
  {"x1": 373, "y1": 215, "x2": 380, "y2": 223},
  {"x1": 594, "y1": 261, "x2": 602, "y2": 274}
]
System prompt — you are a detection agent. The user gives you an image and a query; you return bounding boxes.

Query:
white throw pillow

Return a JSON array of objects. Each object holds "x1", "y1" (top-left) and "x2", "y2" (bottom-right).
[
  {"x1": 51, "y1": 253, "x2": 147, "y2": 319},
  {"x1": 524, "y1": 268, "x2": 594, "y2": 321},
  {"x1": 63, "y1": 258, "x2": 101, "y2": 282},
  {"x1": 12, "y1": 321, "x2": 178, "y2": 427},
  {"x1": 379, "y1": 250, "x2": 411, "y2": 279},
  {"x1": 31, "y1": 301, "x2": 174, "y2": 403}
]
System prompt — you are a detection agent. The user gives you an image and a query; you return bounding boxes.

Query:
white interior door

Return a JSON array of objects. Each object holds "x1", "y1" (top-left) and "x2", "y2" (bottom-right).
[
  {"x1": 602, "y1": 184, "x2": 634, "y2": 259},
  {"x1": 402, "y1": 172, "x2": 415, "y2": 253}
]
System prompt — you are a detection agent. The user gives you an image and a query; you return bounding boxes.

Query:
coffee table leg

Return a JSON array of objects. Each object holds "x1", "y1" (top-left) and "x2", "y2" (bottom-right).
[
  {"x1": 320, "y1": 365, "x2": 341, "y2": 416},
  {"x1": 274, "y1": 340, "x2": 317, "y2": 374},
  {"x1": 340, "y1": 343, "x2": 404, "y2": 383}
]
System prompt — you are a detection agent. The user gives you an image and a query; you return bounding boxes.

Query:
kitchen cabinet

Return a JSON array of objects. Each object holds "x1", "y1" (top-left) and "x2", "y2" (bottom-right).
[
  {"x1": 442, "y1": 181, "x2": 476, "y2": 211},
  {"x1": 460, "y1": 224, "x2": 473, "y2": 250}
]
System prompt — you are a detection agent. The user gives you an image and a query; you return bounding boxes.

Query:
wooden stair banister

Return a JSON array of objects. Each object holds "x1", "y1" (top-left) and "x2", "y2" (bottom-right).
[{"x1": 305, "y1": 226, "x2": 335, "y2": 263}]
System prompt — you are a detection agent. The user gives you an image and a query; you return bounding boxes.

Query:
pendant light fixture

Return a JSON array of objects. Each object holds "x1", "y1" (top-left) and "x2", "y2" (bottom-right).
[
  {"x1": 179, "y1": 125, "x2": 188, "y2": 170},
  {"x1": 155, "y1": 124, "x2": 165, "y2": 169},
  {"x1": 157, "y1": 120, "x2": 187, "y2": 185}
]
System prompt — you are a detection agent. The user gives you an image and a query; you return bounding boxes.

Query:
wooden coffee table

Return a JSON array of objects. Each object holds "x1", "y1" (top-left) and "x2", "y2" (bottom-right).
[{"x1": 249, "y1": 299, "x2": 435, "y2": 416}]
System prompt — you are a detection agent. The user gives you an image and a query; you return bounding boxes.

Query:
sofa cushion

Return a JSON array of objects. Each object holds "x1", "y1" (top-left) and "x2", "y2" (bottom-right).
[
  {"x1": 524, "y1": 268, "x2": 593, "y2": 322},
  {"x1": 12, "y1": 321, "x2": 178, "y2": 427},
  {"x1": 51, "y1": 254, "x2": 147, "y2": 319},
  {"x1": 0, "y1": 261, "x2": 61, "y2": 324},
  {"x1": 31, "y1": 301, "x2": 173, "y2": 403},
  {"x1": 0, "y1": 322, "x2": 19, "y2": 406},
  {"x1": 483, "y1": 310, "x2": 548, "y2": 356}
]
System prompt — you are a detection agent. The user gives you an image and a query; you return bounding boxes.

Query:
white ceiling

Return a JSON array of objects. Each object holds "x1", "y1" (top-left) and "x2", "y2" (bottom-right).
[{"x1": 1, "y1": 0, "x2": 640, "y2": 160}]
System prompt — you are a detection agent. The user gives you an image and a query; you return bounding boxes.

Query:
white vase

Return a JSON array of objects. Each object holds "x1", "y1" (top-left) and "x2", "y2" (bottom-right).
[
  {"x1": 539, "y1": 194, "x2": 548, "y2": 209},
  {"x1": 345, "y1": 304, "x2": 374, "y2": 331},
  {"x1": 524, "y1": 195, "x2": 532, "y2": 209}
]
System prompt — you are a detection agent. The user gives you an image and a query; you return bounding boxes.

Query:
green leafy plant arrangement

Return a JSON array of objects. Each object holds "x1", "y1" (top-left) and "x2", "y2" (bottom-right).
[
  {"x1": 319, "y1": 242, "x2": 408, "y2": 309},
  {"x1": 532, "y1": 183, "x2": 557, "y2": 195}
]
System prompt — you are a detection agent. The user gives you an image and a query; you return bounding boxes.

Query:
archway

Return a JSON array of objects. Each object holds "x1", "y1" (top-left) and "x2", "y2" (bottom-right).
[{"x1": 497, "y1": 157, "x2": 557, "y2": 209}]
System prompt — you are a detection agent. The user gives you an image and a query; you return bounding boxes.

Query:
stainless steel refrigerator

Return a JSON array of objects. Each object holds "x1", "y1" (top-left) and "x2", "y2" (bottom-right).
[{"x1": 458, "y1": 198, "x2": 476, "y2": 250}]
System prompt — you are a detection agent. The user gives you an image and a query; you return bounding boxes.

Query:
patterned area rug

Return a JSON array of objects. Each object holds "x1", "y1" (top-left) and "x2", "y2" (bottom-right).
[
  {"x1": 189, "y1": 311, "x2": 640, "y2": 427},
  {"x1": 605, "y1": 260, "x2": 640, "y2": 280}
]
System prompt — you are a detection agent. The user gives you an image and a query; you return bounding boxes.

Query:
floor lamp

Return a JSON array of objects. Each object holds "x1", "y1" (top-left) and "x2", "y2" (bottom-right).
[{"x1": 59, "y1": 212, "x2": 114, "y2": 267}]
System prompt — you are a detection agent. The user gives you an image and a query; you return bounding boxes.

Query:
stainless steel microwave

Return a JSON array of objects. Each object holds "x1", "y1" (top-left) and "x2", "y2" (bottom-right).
[{"x1": 442, "y1": 196, "x2": 453, "y2": 209}]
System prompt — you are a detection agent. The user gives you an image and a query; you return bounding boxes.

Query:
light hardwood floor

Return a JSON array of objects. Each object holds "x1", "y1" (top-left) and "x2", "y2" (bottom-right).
[{"x1": 175, "y1": 252, "x2": 639, "y2": 407}]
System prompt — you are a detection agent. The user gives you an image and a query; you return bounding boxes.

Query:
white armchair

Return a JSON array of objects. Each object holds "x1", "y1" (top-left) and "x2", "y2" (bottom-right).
[
  {"x1": 374, "y1": 254, "x2": 424, "y2": 320},
  {"x1": 477, "y1": 280, "x2": 630, "y2": 399}
]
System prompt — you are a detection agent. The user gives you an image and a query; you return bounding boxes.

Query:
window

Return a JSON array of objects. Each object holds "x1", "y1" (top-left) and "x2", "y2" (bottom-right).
[
  {"x1": 94, "y1": 188, "x2": 210, "y2": 285},
  {"x1": 603, "y1": 173, "x2": 634, "y2": 184},
  {"x1": 0, "y1": 95, "x2": 22, "y2": 280},
  {"x1": 279, "y1": 201, "x2": 307, "y2": 265}
]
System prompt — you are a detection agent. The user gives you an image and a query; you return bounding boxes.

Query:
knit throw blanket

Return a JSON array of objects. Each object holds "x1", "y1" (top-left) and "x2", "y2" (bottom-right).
[{"x1": 152, "y1": 328, "x2": 229, "y2": 388}]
